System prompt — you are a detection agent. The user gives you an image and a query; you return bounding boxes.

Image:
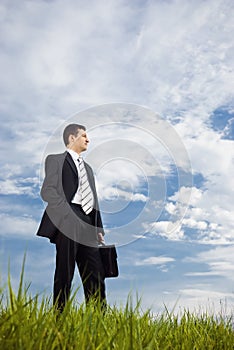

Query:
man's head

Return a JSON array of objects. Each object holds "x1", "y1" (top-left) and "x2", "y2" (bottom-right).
[{"x1": 63, "y1": 123, "x2": 89, "y2": 154}]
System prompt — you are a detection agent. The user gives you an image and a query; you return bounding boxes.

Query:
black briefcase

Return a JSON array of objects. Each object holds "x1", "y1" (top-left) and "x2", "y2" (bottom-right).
[{"x1": 99, "y1": 244, "x2": 119, "y2": 278}]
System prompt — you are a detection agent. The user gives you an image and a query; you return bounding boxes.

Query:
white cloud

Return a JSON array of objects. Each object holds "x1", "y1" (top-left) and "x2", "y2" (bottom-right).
[
  {"x1": 185, "y1": 245, "x2": 234, "y2": 281},
  {"x1": 0, "y1": 0, "x2": 233, "y2": 246},
  {"x1": 171, "y1": 122, "x2": 234, "y2": 244},
  {"x1": 179, "y1": 288, "x2": 233, "y2": 300},
  {"x1": 145, "y1": 221, "x2": 185, "y2": 241},
  {"x1": 150, "y1": 181, "x2": 234, "y2": 244},
  {"x1": 98, "y1": 185, "x2": 148, "y2": 203},
  {"x1": 169, "y1": 187, "x2": 202, "y2": 206},
  {"x1": 0, "y1": 0, "x2": 233, "y2": 117},
  {"x1": 159, "y1": 281, "x2": 234, "y2": 315},
  {"x1": 1, "y1": 0, "x2": 233, "y2": 160},
  {"x1": 0, "y1": 177, "x2": 39, "y2": 196},
  {"x1": 183, "y1": 218, "x2": 208, "y2": 230},
  {"x1": 0, "y1": 213, "x2": 38, "y2": 238},
  {"x1": 176, "y1": 287, "x2": 234, "y2": 315},
  {"x1": 135, "y1": 255, "x2": 175, "y2": 266}
]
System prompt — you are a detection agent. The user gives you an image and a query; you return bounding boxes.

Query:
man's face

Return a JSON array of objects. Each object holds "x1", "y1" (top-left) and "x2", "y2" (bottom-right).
[{"x1": 70, "y1": 128, "x2": 89, "y2": 154}]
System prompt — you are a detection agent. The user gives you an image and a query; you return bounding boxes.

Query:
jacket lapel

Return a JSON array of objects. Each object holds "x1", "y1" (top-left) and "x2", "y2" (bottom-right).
[{"x1": 65, "y1": 151, "x2": 78, "y2": 176}]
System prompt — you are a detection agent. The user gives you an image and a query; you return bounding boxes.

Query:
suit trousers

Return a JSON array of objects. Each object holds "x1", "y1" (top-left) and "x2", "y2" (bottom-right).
[{"x1": 53, "y1": 204, "x2": 106, "y2": 310}]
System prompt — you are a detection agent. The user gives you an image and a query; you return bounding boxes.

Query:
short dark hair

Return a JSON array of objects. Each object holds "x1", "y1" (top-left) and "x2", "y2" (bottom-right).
[{"x1": 63, "y1": 123, "x2": 86, "y2": 146}]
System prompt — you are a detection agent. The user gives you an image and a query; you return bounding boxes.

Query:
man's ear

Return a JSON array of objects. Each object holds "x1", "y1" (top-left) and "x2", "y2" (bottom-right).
[{"x1": 68, "y1": 134, "x2": 74, "y2": 144}]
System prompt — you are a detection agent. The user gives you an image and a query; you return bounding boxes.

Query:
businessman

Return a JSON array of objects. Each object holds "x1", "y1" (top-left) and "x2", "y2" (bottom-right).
[{"x1": 36, "y1": 124, "x2": 106, "y2": 310}]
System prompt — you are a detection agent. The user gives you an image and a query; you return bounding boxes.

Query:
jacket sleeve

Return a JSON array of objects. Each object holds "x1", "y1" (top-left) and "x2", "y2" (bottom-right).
[{"x1": 41, "y1": 155, "x2": 68, "y2": 211}]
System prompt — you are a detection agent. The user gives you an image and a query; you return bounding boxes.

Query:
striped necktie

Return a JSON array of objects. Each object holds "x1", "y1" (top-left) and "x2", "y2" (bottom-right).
[{"x1": 78, "y1": 157, "x2": 94, "y2": 214}]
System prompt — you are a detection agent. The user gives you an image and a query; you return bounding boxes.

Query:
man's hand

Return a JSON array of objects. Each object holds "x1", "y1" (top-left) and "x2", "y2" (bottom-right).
[{"x1": 97, "y1": 232, "x2": 105, "y2": 245}]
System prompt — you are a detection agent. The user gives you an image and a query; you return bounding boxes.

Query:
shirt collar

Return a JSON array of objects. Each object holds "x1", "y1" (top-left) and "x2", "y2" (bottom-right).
[{"x1": 66, "y1": 148, "x2": 81, "y2": 161}]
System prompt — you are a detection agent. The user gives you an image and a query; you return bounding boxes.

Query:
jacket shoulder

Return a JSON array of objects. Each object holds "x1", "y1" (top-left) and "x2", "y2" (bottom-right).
[{"x1": 45, "y1": 152, "x2": 67, "y2": 162}]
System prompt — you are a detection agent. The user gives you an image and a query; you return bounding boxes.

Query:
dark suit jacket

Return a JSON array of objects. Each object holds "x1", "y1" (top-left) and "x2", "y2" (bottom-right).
[{"x1": 36, "y1": 151, "x2": 104, "y2": 245}]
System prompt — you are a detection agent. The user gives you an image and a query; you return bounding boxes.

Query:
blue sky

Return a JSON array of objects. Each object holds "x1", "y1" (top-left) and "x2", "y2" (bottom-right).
[{"x1": 0, "y1": 0, "x2": 234, "y2": 315}]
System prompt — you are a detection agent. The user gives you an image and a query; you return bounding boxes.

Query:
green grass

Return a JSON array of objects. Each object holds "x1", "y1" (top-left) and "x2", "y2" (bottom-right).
[{"x1": 0, "y1": 258, "x2": 233, "y2": 349}]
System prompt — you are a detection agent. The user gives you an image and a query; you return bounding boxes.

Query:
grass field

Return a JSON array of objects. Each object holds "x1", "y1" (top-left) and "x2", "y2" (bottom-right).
[{"x1": 0, "y1": 259, "x2": 233, "y2": 349}]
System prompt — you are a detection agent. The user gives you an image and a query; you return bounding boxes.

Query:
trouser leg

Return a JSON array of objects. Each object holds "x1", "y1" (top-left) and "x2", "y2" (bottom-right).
[
  {"x1": 71, "y1": 204, "x2": 106, "y2": 303},
  {"x1": 76, "y1": 244, "x2": 106, "y2": 304},
  {"x1": 53, "y1": 232, "x2": 76, "y2": 310}
]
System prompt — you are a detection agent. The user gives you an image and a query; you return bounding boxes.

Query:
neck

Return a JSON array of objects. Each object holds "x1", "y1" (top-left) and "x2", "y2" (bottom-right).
[{"x1": 67, "y1": 147, "x2": 81, "y2": 156}]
